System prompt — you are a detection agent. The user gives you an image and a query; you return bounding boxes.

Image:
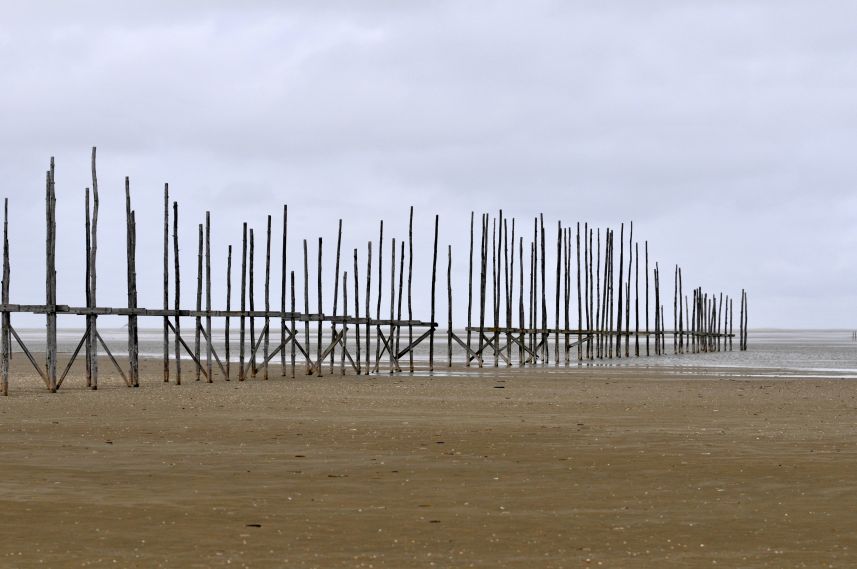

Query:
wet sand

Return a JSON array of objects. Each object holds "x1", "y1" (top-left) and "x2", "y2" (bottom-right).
[{"x1": 1, "y1": 357, "x2": 856, "y2": 568}]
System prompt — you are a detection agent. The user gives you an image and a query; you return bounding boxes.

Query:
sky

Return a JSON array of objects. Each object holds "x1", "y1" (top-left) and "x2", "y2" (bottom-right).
[{"x1": 1, "y1": 0, "x2": 856, "y2": 328}]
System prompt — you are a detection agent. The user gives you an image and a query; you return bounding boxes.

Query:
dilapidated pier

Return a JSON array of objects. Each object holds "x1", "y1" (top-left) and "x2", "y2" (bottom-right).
[{"x1": 0, "y1": 150, "x2": 748, "y2": 395}]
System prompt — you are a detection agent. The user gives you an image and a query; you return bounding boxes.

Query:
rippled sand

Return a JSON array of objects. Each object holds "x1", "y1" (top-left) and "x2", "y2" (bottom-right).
[{"x1": 1, "y1": 357, "x2": 856, "y2": 567}]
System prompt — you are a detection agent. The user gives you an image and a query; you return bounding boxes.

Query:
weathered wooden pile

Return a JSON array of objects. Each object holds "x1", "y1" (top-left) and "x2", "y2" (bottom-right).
[{"x1": 0, "y1": 150, "x2": 749, "y2": 395}]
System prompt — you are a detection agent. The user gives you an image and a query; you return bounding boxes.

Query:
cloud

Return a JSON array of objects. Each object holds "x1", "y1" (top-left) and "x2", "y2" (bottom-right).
[{"x1": 1, "y1": 0, "x2": 855, "y2": 327}]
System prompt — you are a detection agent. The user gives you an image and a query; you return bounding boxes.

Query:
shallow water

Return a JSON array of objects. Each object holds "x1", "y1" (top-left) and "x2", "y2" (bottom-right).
[{"x1": 11, "y1": 328, "x2": 857, "y2": 379}]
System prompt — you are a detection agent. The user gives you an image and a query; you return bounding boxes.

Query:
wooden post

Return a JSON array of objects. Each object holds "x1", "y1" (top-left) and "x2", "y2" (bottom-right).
[
  {"x1": 374, "y1": 221, "x2": 383, "y2": 371},
  {"x1": 331, "y1": 219, "x2": 342, "y2": 373},
  {"x1": 225, "y1": 245, "x2": 232, "y2": 380},
  {"x1": 173, "y1": 202, "x2": 181, "y2": 385},
  {"x1": 506, "y1": 219, "x2": 514, "y2": 366},
  {"x1": 206, "y1": 212, "x2": 213, "y2": 382},
  {"x1": 195, "y1": 223, "x2": 203, "y2": 381},
  {"x1": 353, "y1": 248, "x2": 361, "y2": 374},
  {"x1": 555, "y1": 220, "x2": 561, "y2": 365},
  {"x1": 249, "y1": 229, "x2": 256, "y2": 377},
  {"x1": 2, "y1": 198, "x2": 9, "y2": 396},
  {"x1": 407, "y1": 206, "x2": 414, "y2": 373},
  {"x1": 163, "y1": 184, "x2": 169, "y2": 382},
  {"x1": 365, "y1": 241, "x2": 371, "y2": 375},
  {"x1": 46, "y1": 161, "x2": 57, "y2": 392},
  {"x1": 539, "y1": 214, "x2": 547, "y2": 362},
  {"x1": 396, "y1": 240, "x2": 405, "y2": 359},
  {"x1": 576, "y1": 223, "x2": 582, "y2": 361},
  {"x1": 303, "y1": 239, "x2": 310, "y2": 375},
  {"x1": 466, "y1": 212, "x2": 474, "y2": 367},
  {"x1": 342, "y1": 271, "x2": 349, "y2": 375},
  {"x1": 625, "y1": 224, "x2": 632, "y2": 357},
  {"x1": 447, "y1": 244, "x2": 452, "y2": 368},
  {"x1": 85, "y1": 188, "x2": 92, "y2": 385},
  {"x1": 518, "y1": 236, "x2": 524, "y2": 365},
  {"x1": 89, "y1": 147, "x2": 99, "y2": 390},
  {"x1": 316, "y1": 236, "x2": 323, "y2": 377},
  {"x1": 390, "y1": 238, "x2": 396, "y2": 373},
  {"x1": 635, "y1": 242, "x2": 640, "y2": 357},
  {"x1": 594, "y1": 228, "x2": 601, "y2": 358},
  {"x1": 239, "y1": 223, "x2": 247, "y2": 381},
  {"x1": 429, "y1": 214, "x2": 439, "y2": 372},
  {"x1": 129, "y1": 209, "x2": 139, "y2": 387},
  {"x1": 616, "y1": 223, "x2": 624, "y2": 358},
  {"x1": 290, "y1": 271, "x2": 296, "y2": 378},
  {"x1": 478, "y1": 214, "x2": 487, "y2": 366},
  {"x1": 645, "y1": 241, "x2": 649, "y2": 356},
  {"x1": 492, "y1": 217, "x2": 498, "y2": 367},
  {"x1": 264, "y1": 216, "x2": 271, "y2": 379},
  {"x1": 281, "y1": 205, "x2": 287, "y2": 375},
  {"x1": 562, "y1": 227, "x2": 571, "y2": 366},
  {"x1": 673, "y1": 265, "x2": 678, "y2": 354}
]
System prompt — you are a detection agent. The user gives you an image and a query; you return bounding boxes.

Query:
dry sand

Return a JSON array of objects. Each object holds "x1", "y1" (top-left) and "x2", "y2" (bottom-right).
[{"x1": 1, "y1": 356, "x2": 856, "y2": 568}]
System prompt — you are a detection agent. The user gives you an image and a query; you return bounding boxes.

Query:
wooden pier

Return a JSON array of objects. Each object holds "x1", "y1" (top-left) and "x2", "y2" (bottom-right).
[{"x1": 0, "y1": 150, "x2": 748, "y2": 395}]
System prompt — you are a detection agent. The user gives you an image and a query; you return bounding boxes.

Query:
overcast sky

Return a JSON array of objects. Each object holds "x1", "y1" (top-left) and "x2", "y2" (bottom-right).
[{"x1": 2, "y1": 0, "x2": 855, "y2": 328}]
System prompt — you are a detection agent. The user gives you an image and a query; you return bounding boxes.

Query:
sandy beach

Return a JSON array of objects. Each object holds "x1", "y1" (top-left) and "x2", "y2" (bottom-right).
[{"x1": 1, "y1": 357, "x2": 856, "y2": 568}]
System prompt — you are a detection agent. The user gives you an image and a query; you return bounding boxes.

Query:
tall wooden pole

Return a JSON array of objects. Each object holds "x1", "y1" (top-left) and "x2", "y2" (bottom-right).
[
  {"x1": 303, "y1": 239, "x2": 310, "y2": 374},
  {"x1": 239, "y1": 223, "x2": 247, "y2": 381},
  {"x1": 249, "y1": 229, "x2": 256, "y2": 377},
  {"x1": 173, "y1": 202, "x2": 181, "y2": 385},
  {"x1": 263, "y1": 215, "x2": 271, "y2": 379},
  {"x1": 195, "y1": 223, "x2": 203, "y2": 381},
  {"x1": 85, "y1": 188, "x2": 92, "y2": 385},
  {"x1": 1, "y1": 199, "x2": 9, "y2": 396},
  {"x1": 317, "y1": 237, "x2": 323, "y2": 377},
  {"x1": 163, "y1": 184, "x2": 169, "y2": 382},
  {"x1": 331, "y1": 219, "x2": 342, "y2": 373},
  {"x1": 89, "y1": 147, "x2": 99, "y2": 389},
  {"x1": 447, "y1": 244, "x2": 453, "y2": 368},
  {"x1": 46, "y1": 161, "x2": 57, "y2": 392},
  {"x1": 374, "y1": 221, "x2": 383, "y2": 371},
  {"x1": 353, "y1": 248, "x2": 361, "y2": 374},
  {"x1": 280, "y1": 205, "x2": 294, "y2": 377},
  {"x1": 365, "y1": 241, "x2": 371, "y2": 375},
  {"x1": 429, "y1": 214, "x2": 439, "y2": 371},
  {"x1": 576, "y1": 223, "x2": 582, "y2": 361},
  {"x1": 407, "y1": 206, "x2": 414, "y2": 373},
  {"x1": 206, "y1": 212, "x2": 213, "y2": 381},
  {"x1": 225, "y1": 245, "x2": 232, "y2": 380}
]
